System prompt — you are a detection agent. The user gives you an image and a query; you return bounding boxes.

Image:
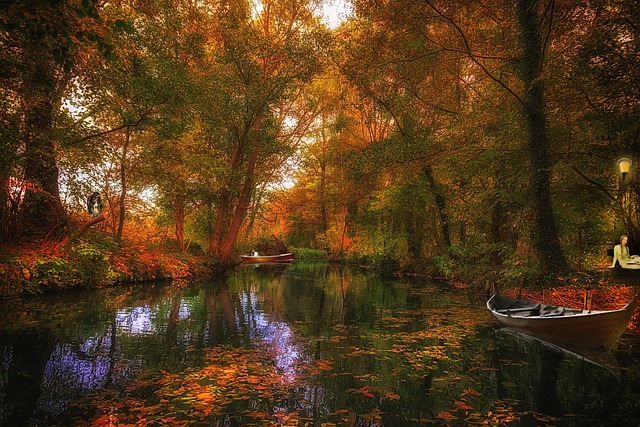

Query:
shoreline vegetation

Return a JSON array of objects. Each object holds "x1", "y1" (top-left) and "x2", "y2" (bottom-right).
[
  {"x1": 1, "y1": 236, "x2": 635, "y2": 300},
  {"x1": 0, "y1": 237, "x2": 333, "y2": 297},
  {"x1": 2, "y1": 236, "x2": 638, "y2": 338}
]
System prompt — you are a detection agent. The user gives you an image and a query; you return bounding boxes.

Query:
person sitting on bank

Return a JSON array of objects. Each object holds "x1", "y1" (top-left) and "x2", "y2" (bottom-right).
[{"x1": 610, "y1": 235, "x2": 640, "y2": 269}]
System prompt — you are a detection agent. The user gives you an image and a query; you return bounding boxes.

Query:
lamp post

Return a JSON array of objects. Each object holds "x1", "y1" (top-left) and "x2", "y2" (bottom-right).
[
  {"x1": 617, "y1": 156, "x2": 639, "y2": 253},
  {"x1": 618, "y1": 157, "x2": 632, "y2": 181}
]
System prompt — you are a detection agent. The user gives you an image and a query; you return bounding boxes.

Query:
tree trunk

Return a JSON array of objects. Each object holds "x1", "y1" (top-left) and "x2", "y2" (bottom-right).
[
  {"x1": 516, "y1": 0, "x2": 568, "y2": 274},
  {"x1": 20, "y1": 62, "x2": 66, "y2": 238},
  {"x1": 210, "y1": 117, "x2": 261, "y2": 262},
  {"x1": 320, "y1": 116, "x2": 328, "y2": 234},
  {"x1": 209, "y1": 120, "x2": 252, "y2": 256},
  {"x1": 423, "y1": 165, "x2": 451, "y2": 250},
  {"x1": 116, "y1": 127, "x2": 131, "y2": 241},
  {"x1": 174, "y1": 194, "x2": 186, "y2": 251},
  {"x1": 218, "y1": 144, "x2": 259, "y2": 263}
]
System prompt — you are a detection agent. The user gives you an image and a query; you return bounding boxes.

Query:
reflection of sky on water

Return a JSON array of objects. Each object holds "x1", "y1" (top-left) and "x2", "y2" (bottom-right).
[
  {"x1": 3, "y1": 287, "x2": 310, "y2": 419},
  {"x1": 116, "y1": 306, "x2": 156, "y2": 335},
  {"x1": 39, "y1": 341, "x2": 111, "y2": 414},
  {"x1": 239, "y1": 293, "x2": 305, "y2": 383}
]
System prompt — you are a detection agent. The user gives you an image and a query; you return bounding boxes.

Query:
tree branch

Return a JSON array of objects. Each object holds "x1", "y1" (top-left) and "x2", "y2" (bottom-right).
[
  {"x1": 69, "y1": 104, "x2": 156, "y2": 145},
  {"x1": 423, "y1": 0, "x2": 526, "y2": 108}
]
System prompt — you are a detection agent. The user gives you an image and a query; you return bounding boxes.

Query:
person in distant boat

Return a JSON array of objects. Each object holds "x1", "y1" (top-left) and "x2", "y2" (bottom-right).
[{"x1": 610, "y1": 235, "x2": 640, "y2": 269}]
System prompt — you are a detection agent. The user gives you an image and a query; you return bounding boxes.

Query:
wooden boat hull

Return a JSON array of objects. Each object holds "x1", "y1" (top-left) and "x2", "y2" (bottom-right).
[
  {"x1": 487, "y1": 294, "x2": 637, "y2": 350},
  {"x1": 239, "y1": 253, "x2": 294, "y2": 264}
]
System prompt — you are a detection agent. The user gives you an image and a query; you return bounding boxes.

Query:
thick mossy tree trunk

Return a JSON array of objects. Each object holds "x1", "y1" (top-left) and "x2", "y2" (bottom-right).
[
  {"x1": 20, "y1": 62, "x2": 66, "y2": 238},
  {"x1": 516, "y1": 0, "x2": 568, "y2": 274}
]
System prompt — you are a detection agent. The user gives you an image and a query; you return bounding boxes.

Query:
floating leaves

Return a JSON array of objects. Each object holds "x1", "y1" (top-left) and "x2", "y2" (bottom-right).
[
  {"x1": 349, "y1": 385, "x2": 376, "y2": 398},
  {"x1": 437, "y1": 411, "x2": 459, "y2": 421}
]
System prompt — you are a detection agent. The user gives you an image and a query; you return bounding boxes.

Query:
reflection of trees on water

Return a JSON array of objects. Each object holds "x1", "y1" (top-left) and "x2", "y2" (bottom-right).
[
  {"x1": 1, "y1": 266, "x2": 639, "y2": 425},
  {"x1": 0, "y1": 281, "x2": 251, "y2": 423},
  {"x1": 0, "y1": 329, "x2": 55, "y2": 425},
  {"x1": 492, "y1": 330, "x2": 626, "y2": 423}
]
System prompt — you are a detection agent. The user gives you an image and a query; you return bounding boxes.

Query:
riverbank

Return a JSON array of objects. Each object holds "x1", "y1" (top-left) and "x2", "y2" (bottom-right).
[
  {"x1": 0, "y1": 239, "x2": 332, "y2": 297},
  {"x1": 0, "y1": 238, "x2": 209, "y2": 297},
  {"x1": 1, "y1": 238, "x2": 636, "y2": 302}
]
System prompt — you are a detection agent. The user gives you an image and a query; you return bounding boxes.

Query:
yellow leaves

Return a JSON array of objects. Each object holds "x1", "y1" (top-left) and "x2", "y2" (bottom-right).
[
  {"x1": 345, "y1": 347, "x2": 377, "y2": 357},
  {"x1": 361, "y1": 408, "x2": 383, "y2": 421}
]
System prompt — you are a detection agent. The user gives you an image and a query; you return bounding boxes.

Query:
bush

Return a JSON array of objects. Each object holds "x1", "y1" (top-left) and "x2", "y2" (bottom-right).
[
  {"x1": 69, "y1": 241, "x2": 116, "y2": 286},
  {"x1": 33, "y1": 257, "x2": 82, "y2": 291},
  {"x1": 290, "y1": 247, "x2": 329, "y2": 260}
]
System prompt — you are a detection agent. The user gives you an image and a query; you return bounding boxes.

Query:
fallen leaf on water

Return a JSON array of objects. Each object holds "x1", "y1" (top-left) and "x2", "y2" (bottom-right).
[
  {"x1": 385, "y1": 391, "x2": 401, "y2": 400},
  {"x1": 436, "y1": 411, "x2": 458, "y2": 421},
  {"x1": 247, "y1": 411, "x2": 268, "y2": 419},
  {"x1": 455, "y1": 400, "x2": 473, "y2": 411}
]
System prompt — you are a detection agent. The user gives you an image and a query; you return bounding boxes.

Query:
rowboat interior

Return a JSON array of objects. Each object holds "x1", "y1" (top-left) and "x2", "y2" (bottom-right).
[{"x1": 493, "y1": 299, "x2": 593, "y2": 318}]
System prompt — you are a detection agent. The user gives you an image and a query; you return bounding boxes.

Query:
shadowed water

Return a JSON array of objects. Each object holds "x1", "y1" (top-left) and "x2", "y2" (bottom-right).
[{"x1": 0, "y1": 262, "x2": 638, "y2": 426}]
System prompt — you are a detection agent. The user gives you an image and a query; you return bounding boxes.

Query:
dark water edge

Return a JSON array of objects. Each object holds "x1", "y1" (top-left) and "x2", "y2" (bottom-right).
[{"x1": 0, "y1": 261, "x2": 639, "y2": 426}]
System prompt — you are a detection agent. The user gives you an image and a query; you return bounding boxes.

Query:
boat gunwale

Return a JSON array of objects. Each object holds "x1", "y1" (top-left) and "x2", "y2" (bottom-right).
[
  {"x1": 240, "y1": 252, "x2": 294, "y2": 258},
  {"x1": 239, "y1": 253, "x2": 295, "y2": 263},
  {"x1": 487, "y1": 294, "x2": 636, "y2": 320}
]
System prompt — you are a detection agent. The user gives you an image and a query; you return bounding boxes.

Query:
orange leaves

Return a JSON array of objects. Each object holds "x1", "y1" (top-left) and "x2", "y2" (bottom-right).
[
  {"x1": 195, "y1": 391, "x2": 214, "y2": 402},
  {"x1": 246, "y1": 410, "x2": 268, "y2": 419},
  {"x1": 454, "y1": 400, "x2": 474, "y2": 411},
  {"x1": 349, "y1": 385, "x2": 376, "y2": 398},
  {"x1": 437, "y1": 411, "x2": 459, "y2": 421},
  {"x1": 384, "y1": 391, "x2": 401, "y2": 400},
  {"x1": 463, "y1": 388, "x2": 481, "y2": 396},
  {"x1": 345, "y1": 347, "x2": 377, "y2": 357},
  {"x1": 90, "y1": 414, "x2": 115, "y2": 426}
]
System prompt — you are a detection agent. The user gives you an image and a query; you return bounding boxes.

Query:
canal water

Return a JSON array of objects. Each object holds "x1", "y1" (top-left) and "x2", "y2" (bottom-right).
[{"x1": 0, "y1": 262, "x2": 639, "y2": 426}]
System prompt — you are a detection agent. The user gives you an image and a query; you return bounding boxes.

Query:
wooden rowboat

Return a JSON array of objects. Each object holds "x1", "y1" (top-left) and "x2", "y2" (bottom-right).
[
  {"x1": 239, "y1": 253, "x2": 295, "y2": 264},
  {"x1": 487, "y1": 294, "x2": 637, "y2": 350}
]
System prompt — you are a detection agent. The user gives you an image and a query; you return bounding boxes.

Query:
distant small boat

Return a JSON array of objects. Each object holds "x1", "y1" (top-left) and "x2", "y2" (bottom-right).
[
  {"x1": 239, "y1": 253, "x2": 295, "y2": 264},
  {"x1": 487, "y1": 294, "x2": 637, "y2": 350}
]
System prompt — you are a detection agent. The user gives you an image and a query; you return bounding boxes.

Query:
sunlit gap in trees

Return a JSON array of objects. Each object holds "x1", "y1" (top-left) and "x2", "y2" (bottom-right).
[
  {"x1": 250, "y1": 0, "x2": 353, "y2": 29},
  {"x1": 318, "y1": 0, "x2": 353, "y2": 29}
]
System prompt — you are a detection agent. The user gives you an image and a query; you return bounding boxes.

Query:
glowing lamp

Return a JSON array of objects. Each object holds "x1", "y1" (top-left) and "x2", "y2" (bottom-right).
[{"x1": 618, "y1": 158, "x2": 632, "y2": 180}]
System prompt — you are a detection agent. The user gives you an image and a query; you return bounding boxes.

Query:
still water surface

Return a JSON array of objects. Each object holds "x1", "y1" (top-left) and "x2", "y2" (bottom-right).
[{"x1": 1, "y1": 262, "x2": 639, "y2": 426}]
